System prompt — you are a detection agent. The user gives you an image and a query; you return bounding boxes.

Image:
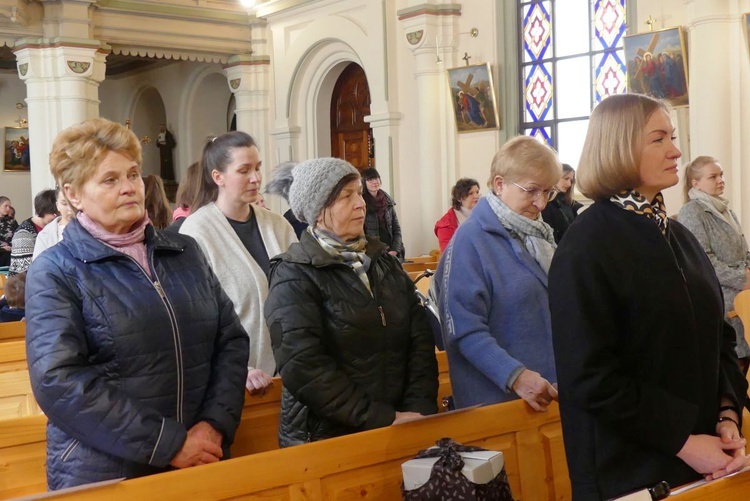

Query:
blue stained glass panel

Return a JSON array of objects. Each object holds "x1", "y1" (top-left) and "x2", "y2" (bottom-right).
[
  {"x1": 522, "y1": 2, "x2": 552, "y2": 63},
  {"x1": 524, "y1": 63, "x2": 554, "y2": 122},
  {"x1": 594, "y1": 51, "x2": 627, "y2": 102},
  {"x1": 593, "y1": 0, "x2": 626, "y2": 51},
  {"x1": 526, "y1": 127, "x2": 552, "y2": 147}
]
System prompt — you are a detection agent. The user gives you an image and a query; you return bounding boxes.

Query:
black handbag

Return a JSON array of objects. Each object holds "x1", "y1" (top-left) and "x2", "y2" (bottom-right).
[{"x1": 401, "y1": 438, "x2": 514, "y2": 501}]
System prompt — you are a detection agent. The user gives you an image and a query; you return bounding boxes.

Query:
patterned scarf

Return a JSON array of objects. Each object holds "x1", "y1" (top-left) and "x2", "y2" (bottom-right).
[
  {"x1": 78, "y1": 211, "x2": 152, "y2": 273},
  {"x1": 309, "y1": 226, "x2": 372, "y2": 295},
  {"x1": 486, "y1": 192, "x2": 557, "y2": 275},
  {"x1": 367, "y1": 190, "x2": 389, "y2": 223},
  {"x1": 610, "y1": 190, "x2": 669, "y2": 235},
  {"x1": 688, "y1": 187, "x2": 743, "y2": 236}
]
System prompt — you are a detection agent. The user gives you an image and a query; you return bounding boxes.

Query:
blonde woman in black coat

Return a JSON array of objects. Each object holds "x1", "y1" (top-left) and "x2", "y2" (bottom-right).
[{"x1": 548, "y1": 94, "x2": 748, "y2": 500}]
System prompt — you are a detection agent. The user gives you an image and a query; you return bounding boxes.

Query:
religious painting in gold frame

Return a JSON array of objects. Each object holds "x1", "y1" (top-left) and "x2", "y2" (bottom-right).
[
  {"x1": 623, "y1": 26, "x2": 689, "y2": 107},
  {"x1": 2, "y1": 127, "x2": 30, "y2": 172},
  {"x1": 447, "y1": 63, "x2": 500, "y2": 133}
]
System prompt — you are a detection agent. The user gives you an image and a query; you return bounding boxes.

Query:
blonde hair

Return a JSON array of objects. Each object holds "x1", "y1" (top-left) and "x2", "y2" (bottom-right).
[
  {"x1": 577, "y1": 94, "x2": 668, "y2": 200},
  {"x1": 50, "y1": 118, "x2": 142, "y2": 193},
  {"x1": 488, "y1": 135, "x2": 562, "y2": 189},
  {"x1": 682, "y1": 155, "x2": 719, "y2": 203}
]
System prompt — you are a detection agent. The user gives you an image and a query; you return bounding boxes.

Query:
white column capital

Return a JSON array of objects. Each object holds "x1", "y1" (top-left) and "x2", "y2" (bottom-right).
[{"x1": 13, "y1": 38, "x2": 108, "y2": 196}]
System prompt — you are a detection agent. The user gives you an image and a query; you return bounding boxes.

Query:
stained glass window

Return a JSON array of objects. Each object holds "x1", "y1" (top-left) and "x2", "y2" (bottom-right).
[{"x1": 519, "y1": 0, "x2": 627, "y2": 166}]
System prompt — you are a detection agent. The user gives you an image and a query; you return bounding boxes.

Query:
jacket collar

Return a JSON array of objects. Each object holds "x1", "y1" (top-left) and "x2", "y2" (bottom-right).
[
  {"x1": 472, "y1": 197, "x2": 549, "y2": 287},
  {"x1": 62, "y1": 219, "x2": 186, "y2": 263},
  {"x1": 276, "y1": 230, "x2": 387, "y2": 268}
]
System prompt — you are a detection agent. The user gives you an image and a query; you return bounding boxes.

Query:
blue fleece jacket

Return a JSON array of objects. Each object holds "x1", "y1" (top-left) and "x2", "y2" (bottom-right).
[{"x1": 434, "y1": 197, "x2": 557, "y2": 408}]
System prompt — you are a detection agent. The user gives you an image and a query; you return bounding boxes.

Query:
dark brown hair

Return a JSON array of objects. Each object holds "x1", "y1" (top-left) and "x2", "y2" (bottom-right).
[
  {"x1": 451, "y1": 178, "x2": 480, "y2": 210},
  {"x1": 192, "y1": 132, "x2": 258, "y2": 211}
]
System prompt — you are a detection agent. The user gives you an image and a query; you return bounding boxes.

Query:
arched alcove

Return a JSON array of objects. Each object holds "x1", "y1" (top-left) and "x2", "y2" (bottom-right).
[
  {"x1": 131, "y1": 87, "x2": 166, "y2": 176},
  {"x1": 185, "y1": 71, "x2": 232, "y2": 164}
]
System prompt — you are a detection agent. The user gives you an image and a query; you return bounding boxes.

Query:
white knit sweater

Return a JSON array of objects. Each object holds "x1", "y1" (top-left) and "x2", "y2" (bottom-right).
[{"x1": 180, "y1": 204, "x2": 297, "y2": 374}]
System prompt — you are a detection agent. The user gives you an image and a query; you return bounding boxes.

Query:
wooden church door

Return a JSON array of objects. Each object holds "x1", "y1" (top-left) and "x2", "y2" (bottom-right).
[{"x1": 330, "y1": 63, "x2": 374, "y2": 170}]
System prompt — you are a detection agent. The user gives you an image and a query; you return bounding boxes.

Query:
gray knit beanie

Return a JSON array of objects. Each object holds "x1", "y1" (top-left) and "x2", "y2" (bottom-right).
[{"x1": 288, "y1": 157, "x2": 360, "y2": 224}]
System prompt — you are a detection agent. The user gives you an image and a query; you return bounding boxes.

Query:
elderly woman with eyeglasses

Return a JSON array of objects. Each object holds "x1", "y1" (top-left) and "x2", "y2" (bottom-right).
[{"x1": 434, "y1": 136, "x2": 561, "y2": 412}]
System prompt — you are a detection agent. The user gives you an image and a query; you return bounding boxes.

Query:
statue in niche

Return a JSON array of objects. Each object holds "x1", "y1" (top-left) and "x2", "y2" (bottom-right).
[{"x1": 156, "y1": 124, "x2": 176, "y2": 181}]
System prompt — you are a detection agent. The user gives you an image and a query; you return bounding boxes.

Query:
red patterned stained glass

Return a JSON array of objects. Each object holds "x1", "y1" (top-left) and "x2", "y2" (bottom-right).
[
  {"x1": 595, "y1": 52, "x2": 626, "y2": 102},
  {"x1": 593, "y1": 0, "x2": 626, "y2": 50},
  {"x1": 524, "y1": 64, "x2": 553, "y2": 122},
  {"x1": 523, "y1": 2, "x2": 552, "y2": 62}
]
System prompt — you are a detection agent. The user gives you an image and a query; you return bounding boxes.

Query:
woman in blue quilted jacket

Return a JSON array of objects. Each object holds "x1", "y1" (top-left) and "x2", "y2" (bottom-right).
[{"x1": 25, "y1": 118, "x2": 250, "y2": 490}]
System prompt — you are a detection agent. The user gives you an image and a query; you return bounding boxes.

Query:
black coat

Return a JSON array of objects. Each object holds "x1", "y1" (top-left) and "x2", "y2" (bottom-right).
[
  {"x1": 541, "y1": 197, "x2": 582, "y2": 243},
  {"x1": 26, "y1": 221, "x2": 249, "y2": 490},
  {"x1": 265, "y1": 232, "x2": 438, "y2": 447},
  {"x1": 549, "y1": 201, "x2": 747, "y2": 500}
]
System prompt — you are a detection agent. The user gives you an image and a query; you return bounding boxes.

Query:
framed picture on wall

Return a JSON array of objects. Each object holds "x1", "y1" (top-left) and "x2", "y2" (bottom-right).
[
  {"x1": 446, "y1": 62, "x2": 500, "y2": 133},
  {"x1": 2, "y1": 127, "x2": 30, "y2": 172},
  {"x1": 623, "y1": 26, "x2": 689, "y2": 107}
]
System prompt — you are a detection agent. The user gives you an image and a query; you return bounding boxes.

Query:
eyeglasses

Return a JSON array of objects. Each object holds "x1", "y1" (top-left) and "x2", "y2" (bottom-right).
[{"x1": 511, "y1": 181, "x2": 554, "y2": 202}]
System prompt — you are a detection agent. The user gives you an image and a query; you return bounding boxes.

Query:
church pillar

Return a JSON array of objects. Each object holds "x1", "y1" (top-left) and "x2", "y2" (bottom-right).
[
  {"x1": 685, "y1": 0, "x2": 748, "y2": 225},
  {"x1": 14, "y1": 41, "x2": 108, "y2": 194},
  {"x1": 224, "y1": 55, "x2": 272, "y2": 176},
  {"x1": 397, "y1": 4, "x2": 461, "y2": 253}
]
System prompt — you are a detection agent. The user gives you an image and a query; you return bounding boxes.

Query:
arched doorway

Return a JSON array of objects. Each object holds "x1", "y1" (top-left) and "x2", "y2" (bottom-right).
[{"x1": 330, "y1": 63, "x2": 373, "y2": 170}]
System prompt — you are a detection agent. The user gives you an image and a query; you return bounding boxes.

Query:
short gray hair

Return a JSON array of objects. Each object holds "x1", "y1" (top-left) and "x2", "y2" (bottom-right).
[{"x1": 264, "y1": 161, "x2": 297, "y2": 202}]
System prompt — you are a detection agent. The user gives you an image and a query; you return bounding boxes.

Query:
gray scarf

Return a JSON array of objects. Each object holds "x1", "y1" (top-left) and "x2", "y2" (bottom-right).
[
  {"x1": 309, "y1": 227, "x2": 372, "y2": 295},
  {"x1": 688, "y1": 187, "x2": 743, "y2": 236},
  {"x1": 486, "y1": 192, "x2": 556, "y2": 274}
]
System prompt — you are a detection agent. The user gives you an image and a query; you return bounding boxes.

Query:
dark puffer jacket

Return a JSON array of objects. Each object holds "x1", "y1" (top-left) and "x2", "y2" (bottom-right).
[
  {"x1": 364, "y1": 190, "x2": 405, "y2": 259},
  {"x1": 265, "y1": 232, "x2": 438, "y2": 447},
  {"x1": 25, "y1": 220, "x2": 249, "y2": 490}
]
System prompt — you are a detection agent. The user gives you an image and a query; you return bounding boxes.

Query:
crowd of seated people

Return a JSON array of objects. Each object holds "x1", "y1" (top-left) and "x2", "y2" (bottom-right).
[{"x1": 8, "y1": 93, "x2": 750, "y2": 500}]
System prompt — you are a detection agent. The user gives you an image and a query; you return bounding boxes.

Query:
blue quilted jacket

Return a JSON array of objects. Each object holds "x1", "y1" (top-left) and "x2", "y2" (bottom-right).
[{"x1": 25, "y1": 220, "x2": 249, "y2": 490}]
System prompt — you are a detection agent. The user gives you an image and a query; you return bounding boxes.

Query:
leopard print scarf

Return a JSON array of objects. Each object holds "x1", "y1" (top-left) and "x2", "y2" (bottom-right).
[{"x1": 610, "y1": 190, "x2": 669, "y2": 235}]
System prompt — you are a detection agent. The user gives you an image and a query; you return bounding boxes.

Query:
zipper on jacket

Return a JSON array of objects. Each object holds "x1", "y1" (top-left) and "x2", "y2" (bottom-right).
[
  {"x1": 369, "y1": 268, "x2": 387, "y2": 327},
  {"x1": 124, "y1": 254, "x2": 185, "y2": 424},
  {"x1": 150, "y1": 266, "x2": 185, "y2": 424},
  {"x1": 378, "y1": 306, "x2": 386, "y2": 327},
  {"x1": 61, "y1": 439, "x2": 80, "y2": 462}
]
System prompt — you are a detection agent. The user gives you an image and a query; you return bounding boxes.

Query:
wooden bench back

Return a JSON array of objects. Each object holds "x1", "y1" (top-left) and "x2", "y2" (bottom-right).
[
  {"x1": 0, "y1": 320, "x2": 24, "y2": 343},
  {"x1": 0, "y1": 350, "x2": 450, "y2": 499},
  {"x1": 7, "y1": 400, "x2": 570, "y2": 501}
]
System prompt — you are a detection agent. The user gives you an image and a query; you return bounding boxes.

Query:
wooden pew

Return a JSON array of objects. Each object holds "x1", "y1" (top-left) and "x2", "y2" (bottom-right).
[
  {"x1": 10, "y1": 400, "x2": 570, "y2": 501},
  {"x1": 670, "y1": 469, "x2": 750, "y2": 500},
  {"x1": 0, "y1": 351, "x2": 451, "y2": 499},
  {"x1": 0, "y1": 321, "x2": 24, "y2": 342},
  {"x1": 0, "y1": 338, "x2": 40, "y2": 420}
]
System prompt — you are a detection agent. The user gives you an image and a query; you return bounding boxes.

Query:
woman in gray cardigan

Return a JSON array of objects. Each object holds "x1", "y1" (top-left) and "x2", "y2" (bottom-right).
[{"x1": 678, "y1": 155, "x2": 750, "y2": 370}]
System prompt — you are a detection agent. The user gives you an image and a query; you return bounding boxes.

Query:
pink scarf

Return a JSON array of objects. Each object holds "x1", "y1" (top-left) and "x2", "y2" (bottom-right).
[
  {"x1": 78, "y1": 212, "x2": 151, "y2": 274},
  {"x1": 172, "y1": 206, "x2": 190, "y2": 221}
]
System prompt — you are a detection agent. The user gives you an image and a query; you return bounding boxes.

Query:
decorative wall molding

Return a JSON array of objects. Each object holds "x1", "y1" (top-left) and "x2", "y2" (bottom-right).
[
  {"x1": 406, "y1": 30, "x2": 424, "y2": 45},
  {"x1": 67, "y1": 60, "x2": 91, "y2": 74},
  {"x1": 396, "y1": 3, "x2": 462, "y2": 22}
]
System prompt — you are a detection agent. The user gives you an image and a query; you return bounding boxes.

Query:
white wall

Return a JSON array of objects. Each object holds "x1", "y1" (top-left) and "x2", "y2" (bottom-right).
[{"x1": 0, "y1": 73, "x2": 32, "y2": 221}]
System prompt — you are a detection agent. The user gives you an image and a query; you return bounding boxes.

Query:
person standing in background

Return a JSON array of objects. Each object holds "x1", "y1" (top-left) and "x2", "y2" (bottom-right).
[
  {"x1": 0, "y1": 196, "x2": 18, "y2": 267},
  {"x1": 434, "y1": 178, "x2": 480, "y2": 252},
  {"x1": 678, "y1": 156, "x2": 750, "y2": 372},
  {"x1": 361, "y1": 168, "x2": 405, "y2": 260},
  {"x1": 9, "y1": 189, "x2": 57, "y2": 275}
]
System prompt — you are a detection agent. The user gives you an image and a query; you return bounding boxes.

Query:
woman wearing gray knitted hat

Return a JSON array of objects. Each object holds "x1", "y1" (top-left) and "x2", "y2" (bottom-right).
[
  {"x1": 264, "y1": 157, "x2": 438, "y2": 447},
  {"x1": 180, "y1": 131, "x2": 297, "y2": 396}
]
